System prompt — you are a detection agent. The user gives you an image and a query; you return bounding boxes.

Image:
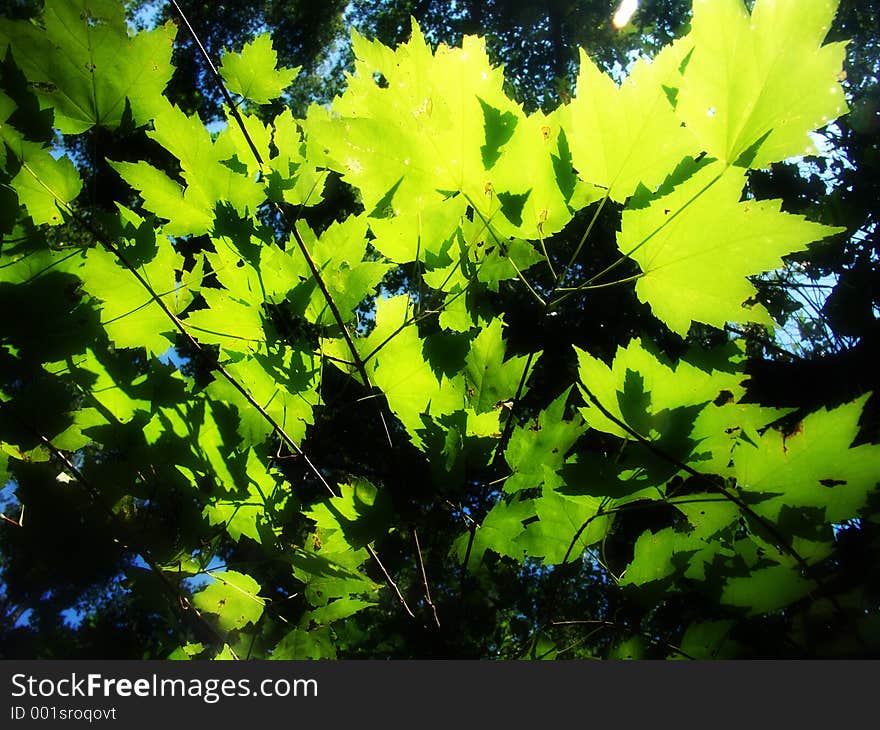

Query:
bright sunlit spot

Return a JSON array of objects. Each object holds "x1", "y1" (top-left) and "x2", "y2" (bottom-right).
[{"x1": 612, "y1": 0, "x2": 639, "y2": 29}]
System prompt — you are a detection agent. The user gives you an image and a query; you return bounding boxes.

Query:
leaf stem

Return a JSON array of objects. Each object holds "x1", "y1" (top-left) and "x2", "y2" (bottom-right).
[{"x1": 558, "y1": 187, "x2": 612, "y2": 286}]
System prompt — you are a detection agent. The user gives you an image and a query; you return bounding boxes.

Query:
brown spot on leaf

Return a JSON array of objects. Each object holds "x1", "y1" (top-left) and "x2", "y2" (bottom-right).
[{"x1": 782, "y1": 421, "x2": 804, "y2": 453}]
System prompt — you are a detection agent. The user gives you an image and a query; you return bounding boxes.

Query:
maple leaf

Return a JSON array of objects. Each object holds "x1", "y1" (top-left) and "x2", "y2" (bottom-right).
[
  {"x1": 219, "y1": 33, "x2": 299, "y2": 105},
  {"x1": 618, "y1": 162, "x2": 843, "y2": 335}
]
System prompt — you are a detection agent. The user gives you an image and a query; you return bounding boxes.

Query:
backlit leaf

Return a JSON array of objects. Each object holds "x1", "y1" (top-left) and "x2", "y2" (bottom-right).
[
  {"x1": 734, "y1": 396, "x2": 880, "y2": 524},
  {"x1": 219, "y1": 33, "x2": 299, "y2": 105},
  {"x1": 464, "y1": 317, "x2": 536, "y2": 414},
  {"x1": 193, "y1": 571, "x2": 265, "y2": 632},
  {"x1": 618, "y1": 162, "x2": 843, "y2": 335},
  {"x1": 575, "y1": 337, "x2": 744, "y2": 439},
  {"x1": 677, "y1": 0, "x2": 848, "y2": 167},
  {"x1": 505, "y1": 388, "x2": 584, "y2": 493},
  {"x1": 558, "y1": 39, "x2": 697, "y2": 201},
  {"x1": 9, "y1": 143, "x2": 81, "y2": 226},
  {"x1": 0, "y1": 0, "x2": 176, "y2": 133},
  {"x1": 721, "y1": 564, "x2": 815, "y2": 615}
]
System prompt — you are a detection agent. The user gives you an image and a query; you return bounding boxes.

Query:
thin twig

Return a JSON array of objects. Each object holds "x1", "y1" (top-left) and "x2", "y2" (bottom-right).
[
  {"x1": 547, "y1": 272, "x2": 645, "y2": 310},
  {"x1": 412, "y1": 527, "x2": 440, "y2": 628},
  {"x1": 459, "y1": 523, "x2": 477, "y2": 592},
  {"x1": 536, "y1": 225, "x2": 558, "y2": 281},
  {"x1": 0, "y1": 511, "x2": 22, "y2": 527},
  {"x1": 550, "y1": 618, "x2": 697, "y2": 660},
  {"x1": 365, "y1": 545, "x2": 416, "y2": 619}
]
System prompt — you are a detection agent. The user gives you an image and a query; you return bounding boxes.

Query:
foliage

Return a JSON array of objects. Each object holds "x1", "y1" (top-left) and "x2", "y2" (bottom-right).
[{"x1": 0, "y1": 0, "x2": 878, "y2": 660}]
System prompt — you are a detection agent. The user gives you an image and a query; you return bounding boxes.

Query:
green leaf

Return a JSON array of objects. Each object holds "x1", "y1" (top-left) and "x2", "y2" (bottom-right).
[
  {"x1": 50, "y1": 406, "x2": 106, "y2": 451},
  {"x1": 485, "y1": 106, "x2": 584, "y2": 236},
  {"x1": 575, "y1": 337, "x2": 744, "y2": 440},
  {"x1": 677, "y1": 620, "x2": 739, "y2": 659},
  {"x1": 620, "y1": 527, "x2": 706, "y2": 586},
  {"x1": 114, "y1": 101, "x2": 264, "y2": 233},
  {"x1": 0, "y1": 0, "x2": 176, "y2": 133},
  {"x1": 206, "y1": 346, "x2": 320, "y2": 448},
  {"x1": 734, "y1": 396, "x2": 880, "y2": 524},
  {"x1": 192, "y1": 570, "x2": 265, "y2": 632},
  {"x1": 504, "y1": 388, "x2": 584, "y2": 493},
  {"x1": 524, "y1": 635, "x2": 560, "y2": 660},
  {"x1": 352, "y1": 296, "x2": 465, "y2": 448},
  {"x1": 62, "y1": 348, "x2": 150, "y2": 423},
  {"x1": 305, "y1": 478, "x2": 391, "y2": 551},
  {"x1": 8, "y1": 142, "x2": 81, "y2": 226},
  {"x1": 271, "y1": 627, "x2": 336, "y2": 659},
  {"x1": 610, "y1": 636, "x2": 646, "y2": 660},
  {"x1": 183, "y1": 398, "x2": 249, "y2": 492},
  {"x1": 66, "y1": 233, "x2": 200, "y2": 357},
  {"x1": 108, "y1": 160, "x2": 213, "y2": 237},
  {"x1": 618, "y1": 162, "x2": 843, "y2": 335},
  {"x1": 212, "y1": 644, "x2": 238, "y2": 661},
  {"x1": 191, "y1": 294, "x2": 264, "y2": 353},
  {"x1": 290, "y1": 545, "x2": 379, "y2": 607},
  {"x1": 688, "y1": 401, "x2": 792, "y2": 476},
  {"x1": 167, "y1": 642, "x2": 205, "y2": 660},
  {"x1": 464, "y1": 317, "x2": 536, "y2": 414},
  {"x1": 558, "y1": 39, "x2": 697, "y2": 201},
  {"x1": 677, "y1": 0, "x2": 848, "y2": 167},
  {"x1": 215, "y1": 108, "x2": 272, "y2": 177},
  {"x1": 305, "y1": 597, "x2": 376, "y2": 626},
  {"x1": 0, "y1": 90, "x2": 20, "y2": 171},
  {"x1": 455, "y1": 493, "x2": 536, "y2": 568},
  {"x1": 721, "y1": 564, "x2": 815, "y2": 615},
  {"x1": 294, "y1": 217, "x2": 392, "y2": 325},
  {"x1": 517, "y1": 485, "x2": 610, "y2": 564},
  {"x1": 369, "y1": 195, "x2": 466, "y2": 264},
  {"x1": 268, "y1": 108, "x2": 327, "y2": 206},
  {"x1": 469, "y1": 232, "x2": 544, "y2": 289},
  {"x1": 306, "y1": 23, "x2": 556, "y2": 238},
  {"x1": 672, "y1": 494, "x2": 741, "y2": 540},
  {"x1": 203, "y1": 489, "x2": 264, "y2": 543},
  {"x1": 219, "y1": 33, "x2": 299, "y2": 105}
]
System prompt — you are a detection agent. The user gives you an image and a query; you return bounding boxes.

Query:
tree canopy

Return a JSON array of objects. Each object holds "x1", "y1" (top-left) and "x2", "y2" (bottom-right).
[{"x1": 0, "y1": 0, "x2": 878, "y2": 660}]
